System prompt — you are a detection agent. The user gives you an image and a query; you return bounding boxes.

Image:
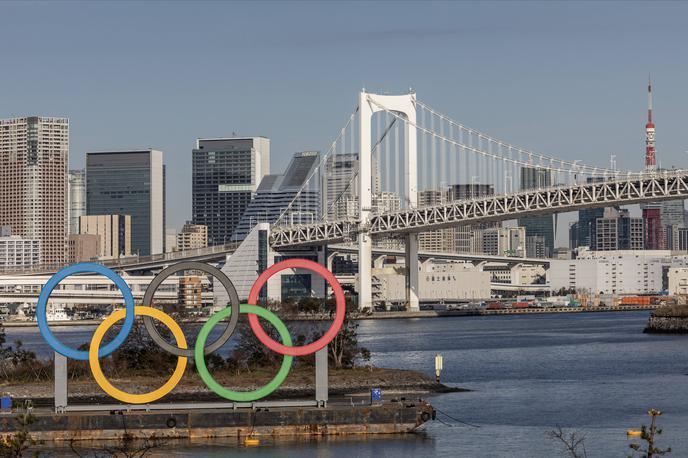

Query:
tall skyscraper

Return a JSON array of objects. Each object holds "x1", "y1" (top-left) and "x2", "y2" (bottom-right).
[
  {"x1": 323, "y1": 153, "x2": 359, "y2": 220},
  {"x1": 68, "y1": 169, "x2": 86, "y2": 234},
  {"x1": 232, "y1": 151, "x2": 319, "y2": 241},
  {"x1": 518, "y1": 166, "x2": 554, "y2": 257},
  {"x1": 449, "y1": 183, "x2": 497, "y2": 254},
  {"x1": 86, "y1": 150, "x2": 165, "y2": 256},
  {"x1": 192, "y1": 137, "x2": 270, "y2": 246},
  {"x1": 576, "y1": 177, "x2": 606, "y2": 249},
  {"x1": 0, "y1": 116, "x2": 69, "y2": 265}
]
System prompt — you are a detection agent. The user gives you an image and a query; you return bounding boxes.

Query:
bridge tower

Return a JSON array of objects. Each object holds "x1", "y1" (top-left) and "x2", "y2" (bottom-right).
[{"x1": 358, "y1": 91, "x2": 419, "y2": 311}]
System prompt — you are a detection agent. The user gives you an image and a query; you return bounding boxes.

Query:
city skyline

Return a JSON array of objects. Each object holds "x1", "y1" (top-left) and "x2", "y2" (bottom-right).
[{"x1": 3, "y1": 2, "x2": 688, "y2": 236}]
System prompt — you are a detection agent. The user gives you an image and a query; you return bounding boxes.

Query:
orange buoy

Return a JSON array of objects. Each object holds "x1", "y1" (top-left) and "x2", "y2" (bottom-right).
[{"x1": 244, "y1": 437, "x2": 260, "y2": 446}]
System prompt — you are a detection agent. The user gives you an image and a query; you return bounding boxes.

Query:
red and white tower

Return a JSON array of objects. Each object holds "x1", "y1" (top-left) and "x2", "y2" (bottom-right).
[
  {"x1": 645, "y1": 76, "x2": 656, "y2": 170},
  {"x1": 642, "y1": 76, "x2": 664, "y2": 249}
]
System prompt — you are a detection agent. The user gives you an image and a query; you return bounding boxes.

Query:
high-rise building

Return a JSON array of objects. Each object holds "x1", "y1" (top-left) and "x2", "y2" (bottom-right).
[
  {"x1": 569, "y1": 221, "x2": 580, "y2": 250},
  {"x1": 594, "y1": 208, "x2": 644, "y2": 251},
  {"x1": 79, "y1": 214, "x2": 132, "y2": 259},
  {"x1": 192, "y1": 137, "x2": 270, "y2": 246},
  {"x1": 518, "y1": 166, "x2": 554, "y2": 257},
  {"x1": 643, "y1": 204, "x2": 664, "y2": 250},
  {"x1": 525, "y1": 235, "x2": 547, "y2": 258},
  {"x1": 672, "y1": 226, "x2": 688, "y2": 252},
  {"x1": 68, "y1": 169, "x2": 86, "y2": 235},
  {"x1": 372, "y1": 191, "x2": 401, "y2": 214},
  {"x1": 575, "y1": 178, "x2": 607, "y2": 249},
  {"x1": 323, "y1": 153, "x2": 358, "y2": 221},
  {"x1": 418, "y1": 189, "x2": 455, "y2": 253},
  {"x1": 86, "y1": 150, "x2": 165, "y2": 256},
  {"x1": 0, "y1": 116, "x2": 69, "y2": 266},
  {"x1": 449, "y1": 183, "x2": 497, "y2": 254},
  {"x1": 661, "y1": 199, "x2": 684, "y2": 234},
  {"x1": 232, "y1": 151, "x2": 319, "y2": 241},
  {"x1": 177, "y1": 222, "x2": 208, "y2": 251},
  {"x1": 476, "y1": 226, "x2": 526, "y2": 257}
]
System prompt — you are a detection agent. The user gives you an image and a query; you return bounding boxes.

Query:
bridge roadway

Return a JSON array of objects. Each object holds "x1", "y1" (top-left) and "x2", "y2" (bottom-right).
[
  {"x1": 4, "y1": 242, "x2": 241, "y2": 276},
  {"x1": 3, "y1": 242, "x2": 547, "y2": 277},
  {"x1": 270, "y1": 170, "x2": 688, "y2": 248}
]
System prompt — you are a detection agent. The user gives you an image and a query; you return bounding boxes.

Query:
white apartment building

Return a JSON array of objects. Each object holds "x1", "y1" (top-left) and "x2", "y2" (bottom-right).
[
  {"x1": 475, "y1": 226, "x2": 526, "y2": 257},
  {"x1": 371, "y1": 261, "x2": 491, "y2": 303},
  {"x1": 668, "y1": 267, "x2": 688, "y2": 295},
  {"x1": 549, "y1": 249, "x2": 688, "y2": 294},
  {"x1": 0, "y1": 235, "x2": 40, "y2": 271}
]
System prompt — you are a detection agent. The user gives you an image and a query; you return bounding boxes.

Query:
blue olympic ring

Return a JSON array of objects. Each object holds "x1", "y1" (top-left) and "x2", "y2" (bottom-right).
[{"x1": 36, "y1": 263, "x2": 135, "y2": 361}]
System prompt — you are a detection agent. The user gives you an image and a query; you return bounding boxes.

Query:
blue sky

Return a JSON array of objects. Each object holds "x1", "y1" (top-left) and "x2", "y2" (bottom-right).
[{"x1": 2, "y1": 1, "x2": 688, "y2": 240}]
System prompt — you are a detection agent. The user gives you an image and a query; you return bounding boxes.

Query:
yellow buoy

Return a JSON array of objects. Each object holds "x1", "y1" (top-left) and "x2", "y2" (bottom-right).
[
  {"x1": 244, "y1": 437, "x2": 260, "y2": 446},
  {"x1": 627, "y1": 430, "x2": 642, "y2": 437}
]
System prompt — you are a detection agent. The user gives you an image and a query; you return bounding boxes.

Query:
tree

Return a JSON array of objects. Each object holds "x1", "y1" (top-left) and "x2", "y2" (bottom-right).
[
  {"x1": 547, "y1": 426, "x2": 587, "y2": 458},
  {"x1": 328, "y1": 311, "x2": 370, "y2": 369},
  {"x1": 0, "y1": 402, "x2": 39, "y2": 458},
  {"x1": 70, "y1": 414, "x2": 165, "y2": 458},
  {"x1": 0, "y1": 324, "x2": 50, "y2": 383},
  {"x1": 629, "y1": 409, "x2": 672, "y2": 458}
]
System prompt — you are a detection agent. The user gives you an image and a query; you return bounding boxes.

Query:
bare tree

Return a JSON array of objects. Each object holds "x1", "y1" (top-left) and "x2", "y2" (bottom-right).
[
  {"x1": 547, "y1": 426, "x2": 588, "y2": 458},
  {"x1": 69, "y1": 414, "x2": 166, "y2": 458}
]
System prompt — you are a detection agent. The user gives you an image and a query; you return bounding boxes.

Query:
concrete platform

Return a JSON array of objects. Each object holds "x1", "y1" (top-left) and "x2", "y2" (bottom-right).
[{"x1": 0, "y1": 400, "x2": 435, "y2": 442}]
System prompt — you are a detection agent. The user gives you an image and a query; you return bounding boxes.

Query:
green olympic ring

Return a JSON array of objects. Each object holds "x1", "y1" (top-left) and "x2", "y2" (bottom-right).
[{"x1": 195, "y1": 304, "x2": 293, "y2": 402}]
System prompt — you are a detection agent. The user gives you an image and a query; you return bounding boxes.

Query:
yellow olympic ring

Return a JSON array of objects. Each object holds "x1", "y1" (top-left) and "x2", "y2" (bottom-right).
[{"x1": 89, "y1": 306, "x2": 187, "y2": 404}]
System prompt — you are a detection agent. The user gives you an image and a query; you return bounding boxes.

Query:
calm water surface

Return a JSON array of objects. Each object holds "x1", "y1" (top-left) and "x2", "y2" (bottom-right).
[{"x1": 6, "y1": 311, "x2": 688, "y2": 457}]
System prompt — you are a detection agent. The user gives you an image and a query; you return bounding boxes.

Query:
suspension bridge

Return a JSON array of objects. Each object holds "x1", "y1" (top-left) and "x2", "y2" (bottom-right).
[{"x1": 269, "y1": 91, "x2": 688, "y2": 311}]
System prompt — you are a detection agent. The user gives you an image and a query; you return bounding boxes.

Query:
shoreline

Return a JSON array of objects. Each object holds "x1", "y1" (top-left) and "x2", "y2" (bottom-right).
[
  {"x1": 0, "y1": 366, "x2": 463, "y2": 406},
  {"x1": 0, "y1": 305, "x2": 656, "y2": 327}
]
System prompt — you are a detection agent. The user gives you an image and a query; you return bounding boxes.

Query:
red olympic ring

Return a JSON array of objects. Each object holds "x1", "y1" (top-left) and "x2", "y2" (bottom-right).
[{"x1": 247, "y1": 259, "x2": 346, "y2": 356}]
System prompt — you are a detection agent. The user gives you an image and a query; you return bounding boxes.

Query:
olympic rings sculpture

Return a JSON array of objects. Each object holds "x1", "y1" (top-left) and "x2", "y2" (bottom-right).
[{"x1": 36, "y1": 259, "x2": 345, "y2": 404}]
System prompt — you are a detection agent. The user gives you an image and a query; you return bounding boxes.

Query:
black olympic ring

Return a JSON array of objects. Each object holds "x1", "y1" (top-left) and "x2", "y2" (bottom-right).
[{"x1": 142, "y1": 261, "x2": 240, "y2": 357}]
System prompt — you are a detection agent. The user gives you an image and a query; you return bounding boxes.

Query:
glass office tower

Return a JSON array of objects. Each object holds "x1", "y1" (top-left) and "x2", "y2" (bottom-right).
[
  {"x1": 518, "y1": 166, "x2": 554, "y2": 257},
  {"x1": 192, "y1": 137, "x2": 270, "y2": 246},
  {"x1": 86, "y1": 150, "x2": 165, "y2": 256}
]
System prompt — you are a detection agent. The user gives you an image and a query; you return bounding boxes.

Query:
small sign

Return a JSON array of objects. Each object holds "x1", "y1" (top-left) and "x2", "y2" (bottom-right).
[{"x1": 371, "y1": 388, "x2": 382, "y2": 402}]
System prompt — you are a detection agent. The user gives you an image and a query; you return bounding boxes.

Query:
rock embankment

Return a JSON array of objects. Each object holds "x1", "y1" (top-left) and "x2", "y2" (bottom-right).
[{"x1": 645, "y1": 304, "x2": 688, "y2": 334}]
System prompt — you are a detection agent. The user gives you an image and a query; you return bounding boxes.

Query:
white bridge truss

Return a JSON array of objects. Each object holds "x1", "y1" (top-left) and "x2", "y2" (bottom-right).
[{"x1": 271, "y1": 170, "x2": 688, "y2": 248}]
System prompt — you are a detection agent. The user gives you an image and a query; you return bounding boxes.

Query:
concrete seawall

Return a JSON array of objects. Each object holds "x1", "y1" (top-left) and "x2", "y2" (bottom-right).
[{"x1": 0, "y1": 401, "x2": 435, "y2": 442}]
